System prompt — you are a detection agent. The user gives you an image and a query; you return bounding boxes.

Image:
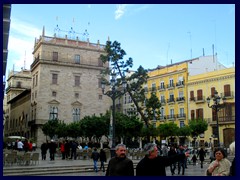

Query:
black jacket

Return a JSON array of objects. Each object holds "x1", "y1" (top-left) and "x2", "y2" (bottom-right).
[
  {"x1": 106, "y1": 156, "x2": 134, "y2": 176},
  {"x1": 136, "y1": 154, "x2": 185, "y2": 176}
]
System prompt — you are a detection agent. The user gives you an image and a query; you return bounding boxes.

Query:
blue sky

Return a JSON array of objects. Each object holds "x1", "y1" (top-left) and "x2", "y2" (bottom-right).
[{"x1": 6, "y1": 4, "x2": 235, "y2": 77}]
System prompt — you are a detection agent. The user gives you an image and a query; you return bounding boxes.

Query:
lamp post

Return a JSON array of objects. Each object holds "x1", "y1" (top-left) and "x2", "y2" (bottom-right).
[
  {"x1": 206, "y1": 90, "x2": 226, "y2": 148},
  {"x1": 101, "y1": 71, "x2": 127, "y2": 157}
]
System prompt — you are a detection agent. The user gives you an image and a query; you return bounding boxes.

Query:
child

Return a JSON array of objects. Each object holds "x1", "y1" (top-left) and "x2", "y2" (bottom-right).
[{"x1": 191, "y1": 154, "x2": 197, "y2": 165}]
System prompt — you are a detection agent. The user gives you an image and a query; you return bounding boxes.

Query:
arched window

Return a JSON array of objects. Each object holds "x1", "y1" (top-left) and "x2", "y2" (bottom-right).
[
  {"x1": 49, "y1": 106, "x2": 58, "y2": 120},
  {"x1": 72, "y1": 108, "x2": 80, "y2": 122}
]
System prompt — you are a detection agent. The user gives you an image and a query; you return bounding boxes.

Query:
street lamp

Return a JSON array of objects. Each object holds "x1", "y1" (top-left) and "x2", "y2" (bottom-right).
[
  {"x1": 101, "y1": 71, "x2": 127, "y2": 157},
  {"x1": 206, "y1": 90, "x2": 226, "y2": 147}
]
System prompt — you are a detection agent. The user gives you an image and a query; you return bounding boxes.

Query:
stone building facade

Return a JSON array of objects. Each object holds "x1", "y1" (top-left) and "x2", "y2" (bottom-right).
[{"x1": 4, "y1": 29, "x2": 111, "y2": 146}]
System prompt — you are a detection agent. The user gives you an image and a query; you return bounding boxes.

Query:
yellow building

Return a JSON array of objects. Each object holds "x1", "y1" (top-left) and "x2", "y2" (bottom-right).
[
  {"x1": 146, "y1": 62, "x2": 188, "y2": 144},
  {"x1": 188, "y1": 67, "x2": 235, "y2": 147}
]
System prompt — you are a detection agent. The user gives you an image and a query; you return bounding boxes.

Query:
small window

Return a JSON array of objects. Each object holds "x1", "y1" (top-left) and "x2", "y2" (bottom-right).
[
  {"x1": 75, "y1": 76, "x2": 80, "y2": 86},
  {"x1": 52, "y1": 74, "x2": 58, "y2": 84},
  {"x1": 52, "y1": 52, "x2": 58, "y2": 61},
  {"x1": 75, "y1": 93, "x2": 79, "y2": 98},
  {"x1": 16, "y1": 81, "x2": 21, "y2": 87},
  {"x1": 99, "y1": 95, "x2": 102, "y2": 100},
  {"x1": 75, "y1": 55, "x2": 80, "y2": 64},
  {"x1": 52, "y1": 91, "x2": 57, "y2": 97}
]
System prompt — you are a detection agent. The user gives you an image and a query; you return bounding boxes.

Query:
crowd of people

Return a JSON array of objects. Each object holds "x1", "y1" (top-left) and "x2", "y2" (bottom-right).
[
  {"x1": 6, "y1": 139, "x2": 37, "y2": 152},
  {"x1": 105, "y1": 143, "x2": 235, "y2": 176},
  {"x1": 6, "y1": 139, "x2": 234, "y2": 176}
]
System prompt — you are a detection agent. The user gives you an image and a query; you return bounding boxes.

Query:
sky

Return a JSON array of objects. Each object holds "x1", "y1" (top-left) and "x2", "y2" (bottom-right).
[{"x1": 6, "y1": 4, "x2": 235, "y2": 78}]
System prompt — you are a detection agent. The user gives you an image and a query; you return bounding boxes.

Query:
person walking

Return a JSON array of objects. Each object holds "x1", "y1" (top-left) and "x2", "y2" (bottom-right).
[
  {"x1": 60, "y1": 141, "x2": 65, "y2": 160},
  {"x1": 106, "y1": 144, "x2": 134, "y2": 176},
  {"x1": 168, "y1": 145, "x2": 177, "y2": 175},
  {"x1": 136, "y1": 143, "x2": 189, "y2": 176},
  {"x1": 64, "y1": 140, "x2": 71, "y2": 160},
  {"x1": 91, "y1": 148, "x2": 100, "y2": 172},
  {"x1": 70, "y1": 141, "x2": 77, "y2": 160},
  {"x1": 206, "y1": 148, "x2": 231, "y2": 176},
  {"x1": 99, "y1": 149, "x2": 107, "y2": 172},
  {"x1": 191, "y1": 154, "x2": 197, "y2": 166},
  {"x1": 41, "y1": 141, "x2": 48, "y2": 160},
  {"x1": 48, "y1": 139, "x2": 57, "y2": 161},
  {"x1": 197, "y1": 147, "x2": 206, "y2": 168},
  {"x1": 177, "y1": 144, "x2": 186, "y2": 175}
]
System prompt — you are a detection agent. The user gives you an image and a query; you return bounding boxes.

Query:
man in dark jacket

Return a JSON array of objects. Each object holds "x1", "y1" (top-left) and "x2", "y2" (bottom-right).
[
  {"x1": 106, "y1": 144, "x2": 134, "y2": 176},
  {"x1": 136, "y1": 143, "x2": 189, "y2": 176},
  {"x1": 91, "y1": 148, "x2": 100, "y2": 172}
]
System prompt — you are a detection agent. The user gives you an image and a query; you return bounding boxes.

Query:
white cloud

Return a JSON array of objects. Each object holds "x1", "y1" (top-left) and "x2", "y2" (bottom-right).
[
  {"x1": 8, "y1": 18, "x2": 41, "y2": 71},
  {"x1": 115, "y1": 4, "x2": 128, "y2": 20}
]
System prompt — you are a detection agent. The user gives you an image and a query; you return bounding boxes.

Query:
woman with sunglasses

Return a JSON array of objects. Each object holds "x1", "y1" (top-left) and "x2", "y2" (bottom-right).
[{"x1": 206, "y1": 148, "x2": 231, "y2": 176}]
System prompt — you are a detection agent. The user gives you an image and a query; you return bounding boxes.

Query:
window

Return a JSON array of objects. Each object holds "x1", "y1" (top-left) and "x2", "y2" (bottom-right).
[
  {"x1": 35, "y1": 91, "x2": 37, "y2": 98},
  {"x1": 128, "y1": 95, "x2": 132, "y2": 103},
  {"x1": 49, "y1": 106, "x2": 58, "y2": 120},
  {"x1": 169, "y1": 78, "x2": 174, "y2": 87},
  {"x1": 160, "y1": 108, "x2": 164, "y2": 118},
  {"x1": 190, "y1": 91, "x2": 194, "y2": 101},
  {"x1": 75, "y1": 54, "x2": 80, "y2": 64},
  {"x1": 152, "y1": 83, "x2": 156, "y2": 91},
  {"x1": 52, "y1": 74, "x2": 58, "y2": 84},
  {"x1": 32, "y1": 77, "x2": 35, "y2": 87},
  {"x1": 180, "y1": 108, "x2": 184, "y2": 116},
  {"x1": 191, "y1": 110, "x2": 195, "y2": 120},
  {"x1": 170, "y1": 109, "x2": 174, "y2": 118},
  {"x1": 52, "y1": 52, "x2": 58, "y2": 61},
  {"x1": 72, "y1": 108, "x2": 80, "y2": 122},
  {"x1": 75, "y1": 93, "x2": 79, "y2": 98},
  {"x1": 35, "y1": 74, "x2": 38, "y2": 86},
  {"x1": 160, "y1": 95, "x2": 165, "y2": 103},
  {"x1": 197, "y1": 89, "x2": 203, "y2": 100},
  {"x1": 178, "y1": 76, "x2": 184, "y2": 85},
  {"x1": 75, "y1": 76, "x2": 80, "y2": 86},
  {"x1": 99, "y1": 95, "x2": 102, "y2": 100},
  {"x1": 179, "y1": 121, "x2": 185, "y2": 128},
  {"x1": 169, "y1": 94, "x2": 174, "y2": 102},
  {"x1": 16, "y1": 81, "x2": 21, "y2": 87},
  {"x1": 224, "y1": 84, "x2": 231, "y2": 97},
  {"x1": 160, "y1": 81, "x2": 165, "y2": 89},
  {"x1": 124, "y1": 94, "x2": 127, "y2": 104},
  {"x1": 196, "y1": 108, "x2": 203, "y2": 119},
  {"x1": 52, "y1": 91, "x2": 57, "y2": 97}
]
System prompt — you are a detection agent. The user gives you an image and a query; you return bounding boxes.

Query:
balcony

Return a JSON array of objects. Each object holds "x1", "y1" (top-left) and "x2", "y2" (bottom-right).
[
  {"x1": 160, "y1": 99, "x2": 166, "y2": 105},
  {"x1": 158, "y1": 85, "x2": 165, "y2": 91},
  {"x1": 166, "y1": 114, "x2": 176, "y2": 120},
  {"x1": 189, "y1": 97, "x2": 195, "y2": 101},
  {"x1": 149, "y1": 87, "x2": 157, "y2": 92},
  {"x1": 177, "y1": 113, "x2": 186, "y2": 119},
  {"x1": 167, "y1": 84, "x2": 175, "y2": 89},
  {"x1": 159, "y1": 115, "x2": 166, "y2": 121},
  {"x1": 167, "y1": 98, "x2": 175, "y2": 104},
  {"x1": 220, "y1": 91, "x2": 234, "y2": 99},
  {"x1": 176, "y1": 96, "x2": 185, "y2": 103},
  {"x1": 195, "y1": 96, "x2": 205, "y2": 104},
  {"x1": 176, "y1": 81, "x2": 184, "y2": 88}
]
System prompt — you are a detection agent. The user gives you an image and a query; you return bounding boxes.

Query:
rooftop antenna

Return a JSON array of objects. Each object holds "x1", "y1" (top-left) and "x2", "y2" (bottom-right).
[
  {"x1": 24, "y1": 50, "x2": 26, "y2": 70},
  {"x1": 187, "y1": 31, "x2": 192, "y2": 59}
]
